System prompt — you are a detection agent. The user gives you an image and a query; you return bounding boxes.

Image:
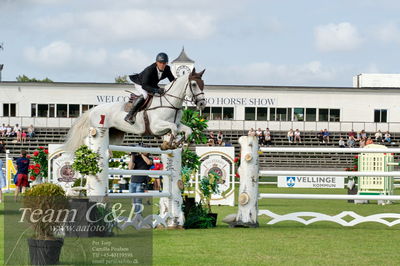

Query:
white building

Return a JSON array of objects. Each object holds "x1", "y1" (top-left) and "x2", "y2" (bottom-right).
[{"x1": 1, "y1": 49, "x2": 400, "y2": 132}]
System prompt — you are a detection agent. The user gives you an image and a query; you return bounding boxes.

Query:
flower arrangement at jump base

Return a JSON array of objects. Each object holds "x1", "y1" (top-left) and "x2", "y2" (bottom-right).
[{"x1": 28, "y1": 146, "x2": 49, "y2": 182}]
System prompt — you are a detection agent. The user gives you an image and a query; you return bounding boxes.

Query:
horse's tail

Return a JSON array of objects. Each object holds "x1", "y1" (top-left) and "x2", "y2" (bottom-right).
[{"x1": 62, "y1": 109, "x2": 92, "y2": 152}]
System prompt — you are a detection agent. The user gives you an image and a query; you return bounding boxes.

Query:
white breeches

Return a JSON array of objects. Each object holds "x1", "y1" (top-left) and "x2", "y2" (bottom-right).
[{"x1": 134, "y1": 83, "x2": 148, "y2": 100}]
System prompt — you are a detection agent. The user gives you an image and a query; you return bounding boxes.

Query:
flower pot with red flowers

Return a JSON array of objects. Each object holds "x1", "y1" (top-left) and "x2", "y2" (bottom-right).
[{"x1": 28, "y1": 147, "x2": 49, "y2": 186}]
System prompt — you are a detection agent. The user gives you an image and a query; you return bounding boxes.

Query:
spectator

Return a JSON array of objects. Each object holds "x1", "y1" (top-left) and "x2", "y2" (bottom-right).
[
  {"x1": 384, "y1": 131, "x2": 392, "y2": 143},
  {"x1": 0, "y1": 124, "x2": 5, "y2": 137},
  {"x1": 287, "y1": 129, "x2": 294, "y2": 143},
  {"x1": 256, "y1": 128, "x2": 263, "y2": 145},
  {"x1": 5, "y1": 125, "x2": 12, "y2": 137},
  {"x1": 0, "y1": 140, "x2": 5, "y2": 153},
  {"x1": 15, "y1": 150, "x2": 30, "y2": 201},
  {"x1": 27, "y1": 124, "x2": 35, "y2": 138},
  {"x1": 338, "y1": 137, "x2": 346, "y2": 148},
  {"x1": 375, "y1": 130, "x2": 383, "y2": 142},
  {"x1": 13, "y1": 124, "x2": 21, "y2": 134},
  {"x1": 294, "y1": 129, "x2": 301, "y2": 143},
  {"x1": 217, "y1": 131, "x2": 224, "y2": 146},
  {"x1": 323, "y1": 129, "x2": 330, "y2": 143},
  {"x1": 348, "y1": 129, "x2": 356, "y2": 140},
  {"x1": 366, "y1": 137, "x2": 374, "y2": 145},
  {"x1": 317, "y1": 130, "x2": 324, "y2": 143},
  {"x1": 248, "y1": 128, "x2": 256, "y2": 137},
  {"x1": 360, "y1": 130, "x2": 367, "y2": 140},
  {"x1": 21, "y1": 130, "x2": 27, "y2": 143},
  {"x1": 207, "y1": 131, "x2": 215, "y2": 146},
  {"x1": 16, "y1": 130, "x2": 22, "y2": 143},
  {"x1": 128, "y1": 145, "x2": 153, "y2": 213},
  {"x1": 264, "y1": 128, "x2": 272, "y2": 146},
  {"x1": 359, "y1": 137, "x2": 366, "y2": 148},
  {"x1": 150, "y1": 157, "x2": 163, "y2": 191},
  {"x1": 347, "y1": 136, "x2": 356, "y2": 148}
]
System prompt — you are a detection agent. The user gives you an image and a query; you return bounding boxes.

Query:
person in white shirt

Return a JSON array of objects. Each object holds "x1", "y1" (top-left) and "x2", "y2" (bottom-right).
[
  {"x1": 375, "y1": 130, "x2": 383, "y2": 142},
  {"x1": 287, "y1": 129, "x2": 294, "y2": 143},
  {"x1": 294, "y1": 129, "x2": 301, "y2": 143}
]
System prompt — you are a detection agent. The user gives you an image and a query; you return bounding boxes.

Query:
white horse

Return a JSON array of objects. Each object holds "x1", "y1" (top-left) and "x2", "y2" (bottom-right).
[{"x1": 63, "y1": 68, "x2": 206, "y2": 152}]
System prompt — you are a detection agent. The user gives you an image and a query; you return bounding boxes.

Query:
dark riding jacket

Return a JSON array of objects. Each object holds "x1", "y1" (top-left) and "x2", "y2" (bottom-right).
[{"x1": 129, "y1": 63, "x2": 175, "y2": 94}]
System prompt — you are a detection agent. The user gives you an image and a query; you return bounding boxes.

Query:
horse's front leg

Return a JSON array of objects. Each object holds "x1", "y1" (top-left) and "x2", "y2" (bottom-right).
[
  {"x1": 155, "y1": 121, "x2": 178, "y2": 150},
  {"x1": 177, "y1": 124, "x2": 193, "y2": 141}
]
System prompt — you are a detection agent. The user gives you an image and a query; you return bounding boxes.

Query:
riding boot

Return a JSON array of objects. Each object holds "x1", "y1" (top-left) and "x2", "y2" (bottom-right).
[{"x1": 125, "y1": 95, "x2": 145, "y2": 125}]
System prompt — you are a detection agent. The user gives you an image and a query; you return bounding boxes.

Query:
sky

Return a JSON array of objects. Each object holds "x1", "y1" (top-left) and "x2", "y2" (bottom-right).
[{"x1": 1, "y1": 0, "x2": 400, "y2": 86}]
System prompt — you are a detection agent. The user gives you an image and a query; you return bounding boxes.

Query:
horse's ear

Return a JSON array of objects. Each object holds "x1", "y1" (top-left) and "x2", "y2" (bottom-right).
[
  {"x1": 199, "y1": 69, "x2": 205, "y2": 77},
  {"x1": 191, "y1": 67, "x2": 196, "y2": 75}
]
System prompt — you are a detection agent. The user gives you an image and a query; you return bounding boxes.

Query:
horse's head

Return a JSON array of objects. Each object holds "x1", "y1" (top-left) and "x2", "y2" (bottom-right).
[{"x1": 188, "y1": 68, "x2": 206, "y2": 111}]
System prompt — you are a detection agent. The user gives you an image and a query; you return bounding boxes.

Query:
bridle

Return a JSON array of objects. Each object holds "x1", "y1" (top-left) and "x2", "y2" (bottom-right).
[{"x1": 146, "y1": 74, "x2": 205, "y2": 122}]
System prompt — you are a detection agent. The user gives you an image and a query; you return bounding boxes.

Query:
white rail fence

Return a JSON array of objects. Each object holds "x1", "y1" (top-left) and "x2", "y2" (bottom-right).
[{"x1": 228, "y1": 136, "x2": 400, "y2": 227}]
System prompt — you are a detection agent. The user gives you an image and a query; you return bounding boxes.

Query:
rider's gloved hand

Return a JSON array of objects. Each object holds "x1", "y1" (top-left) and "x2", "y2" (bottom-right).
[{"x1": 153, "y1": 88, "x2": 165, "y2": 95}]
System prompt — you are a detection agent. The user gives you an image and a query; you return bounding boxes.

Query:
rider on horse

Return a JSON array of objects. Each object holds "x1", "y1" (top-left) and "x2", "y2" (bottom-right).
[{"x1": 126, "y1": 52, "x2": 176, "y2": 124}]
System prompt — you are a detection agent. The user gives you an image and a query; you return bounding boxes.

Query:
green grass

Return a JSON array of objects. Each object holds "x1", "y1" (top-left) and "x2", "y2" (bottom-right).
[{"x1": 1, "y1": 187, "x2": 400, "y2": 265}]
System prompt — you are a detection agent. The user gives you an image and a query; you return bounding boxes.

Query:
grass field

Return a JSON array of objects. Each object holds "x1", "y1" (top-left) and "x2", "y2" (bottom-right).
[{"x1": 1, "y1": 186, "x2": 400, "y2": 265}]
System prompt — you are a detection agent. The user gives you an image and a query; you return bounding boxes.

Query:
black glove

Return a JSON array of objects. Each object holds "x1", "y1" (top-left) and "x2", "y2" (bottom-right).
[{"x1": 152, "y1": 88, "x2": 165, "y2": 95}]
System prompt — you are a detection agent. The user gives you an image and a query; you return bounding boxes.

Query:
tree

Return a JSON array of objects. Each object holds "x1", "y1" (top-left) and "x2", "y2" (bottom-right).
[
  {"x1": 16, "y1": 75, "x2": 53, "y2": 82},
  {"x1": 115, "y1": 75, "x2": 129, "y2": 84}
]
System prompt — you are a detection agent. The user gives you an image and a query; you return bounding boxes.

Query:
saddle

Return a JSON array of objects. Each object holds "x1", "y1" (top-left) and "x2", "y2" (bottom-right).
[{"x1": 123, "y1": 92, "x2": 153, "y2": 112}]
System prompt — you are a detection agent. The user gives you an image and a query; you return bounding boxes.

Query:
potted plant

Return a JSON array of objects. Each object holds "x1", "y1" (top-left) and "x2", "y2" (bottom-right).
[
  {"x1": 23, "y1": 183, "x2": 68, "y2": 265},
  {"x1": 28, "y1": 146, "x2": 49, "y2": 185},
  {"x1": 179, "y1": 109, "x2": 208, "y2": 218},
  {"x1": 198, "y1": 171, "x2": 222, "y2": 227}
]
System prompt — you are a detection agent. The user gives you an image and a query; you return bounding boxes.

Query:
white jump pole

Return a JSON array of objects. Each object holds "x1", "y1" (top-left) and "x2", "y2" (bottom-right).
[
  {"x1": 231, "y1": 136, "x2": 260, "y2": 227},
  {"x1": 260, "y1": 147, "x2": 400, "y2": 153},
  {"x1": 259, "y1": 193, "x2": 400, "y2": 201},
  {"x1": 109, "y1": 145, "x2": 173, "y2": 155},
  {"x1": 259, "y1": 170, "x2": 400, "y2": 177}
]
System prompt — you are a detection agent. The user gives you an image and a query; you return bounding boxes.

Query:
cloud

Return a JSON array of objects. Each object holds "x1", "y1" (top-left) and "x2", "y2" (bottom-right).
[
  {"x1": 24, "y1": 41, "x2": 73, "y2": 67},
  {"x1": 314, "y1": 22, "x2": 363, "y2": 52},
  {"x1": 23, "y1": 41, "x2": 153, "y2": 80},
  {"x1": 209, "y1": 61, "x2": 338, "y2": 86},
  {"x1": 34, "y1": 9, "x2": 216, "y2": 43}
]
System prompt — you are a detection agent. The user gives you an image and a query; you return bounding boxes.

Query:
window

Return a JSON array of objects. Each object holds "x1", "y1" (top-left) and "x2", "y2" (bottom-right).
[
  {"x1": 277, "y1": 108, "x2": 291, "y2": 121},
  {"x1": 49, "y1": 104, "x2": 55, "y2": 117},
  {"x1": 37, "y1": 104, "x2": 49, "y2": 117},
  {"x1": 245, "y1": 107, "x2": 256, "y2": 120},
  {"x1": 82, "y1": 104, "x2": 97, "y2": 113},
  {"x1": 69, "y1": 104, "x2": 80, "y2": 118},
  {"x1": 294, "y1": 108, "x2": 304, "y2": 121},
  {"x1": 31, "y1": 104, "x2": 37, "y2": 117},
  {"x1": 201, "y1": 107, "x2": 211, "y2": 120},
  {"x1": 319, "y1": 109, "x2": 329, "y2": 121},
  {"x1": 269, "y1": 108, "x2": 291, "y2": 121},
  {"x1": 57, "y1": 104, "x2": 68, "y2": 117},
  {"x1": 3, "y1": 103, "x2": 16, "y2": 117},
  {"x1": 329, "y1": 109, "x2": 340, "y2": 122},
  {"x1": 211, "y1": 107, "x2": 222, "y2": 120},
  {"x1": 223, "y1": 107, "x2": 234, "y2": 120},
  {"x1": 374, "y1": 109, "x2": 387, "y2": 123},
  {"x1": 257, "y1": 107, "x2": 268, "y2": 121},
  {"x1": 306, "y1": 108, "x2": 316, "y2": 121}
]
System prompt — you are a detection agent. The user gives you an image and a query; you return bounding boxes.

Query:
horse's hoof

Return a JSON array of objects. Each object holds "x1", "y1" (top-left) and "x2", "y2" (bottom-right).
[{"x1": 160, "y1": 142, "x2": 169, "y2": 150}]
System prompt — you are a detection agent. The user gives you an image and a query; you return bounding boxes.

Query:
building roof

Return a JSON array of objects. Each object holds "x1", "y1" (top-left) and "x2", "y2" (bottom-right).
[{"x1": 171, "y1": 47, "x2": 194, "y2": 63}]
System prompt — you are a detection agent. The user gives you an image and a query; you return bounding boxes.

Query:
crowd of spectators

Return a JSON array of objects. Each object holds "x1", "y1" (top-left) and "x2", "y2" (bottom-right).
[
  {"x1": 338, "y1": 129, "x2": 393, "y2": 148},
  {"x1": 207, "y1": 131, "x2": 225, "y2": 146},
  {"x1": 0, "y1": 124, "x2": 35, "y2": 143}
]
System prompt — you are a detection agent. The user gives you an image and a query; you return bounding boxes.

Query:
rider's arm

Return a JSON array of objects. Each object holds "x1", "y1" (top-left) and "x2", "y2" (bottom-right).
[
  {"x1": 164, "y1": 66, "x2": 176, "y2": 82},
  {"x1": 141, "y1": 67, "x2": 159, "y2": 93}
]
